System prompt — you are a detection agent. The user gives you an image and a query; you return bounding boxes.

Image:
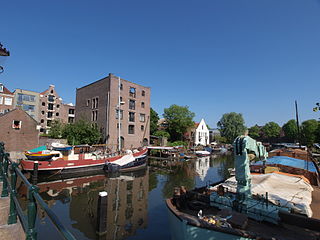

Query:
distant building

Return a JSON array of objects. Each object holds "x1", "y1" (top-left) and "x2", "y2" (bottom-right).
[
  {"x1": 38, "y1": 85, "x2": 75, "y2": 133},
  {"x1": 209, "y1": 128, "x2": 221, "y2": 143},
  {"x1": 75, "y1": 73, "x2": 150, "y2": 150},
  {"x1": 0, "y1": 108, "x2": 39, "y2": 152},
  {"x1": 194, "y1": 119, "x2": 210, "y2": 146},
  {"x1": 0, "y1": 83, "x2": 14, "y2": 115},
  {"x1": 13, "y1": 88, "x2": 40, "y2": 121},
  {"x1": 157, "y1": 118, "x2": 168, "y2": 131}
]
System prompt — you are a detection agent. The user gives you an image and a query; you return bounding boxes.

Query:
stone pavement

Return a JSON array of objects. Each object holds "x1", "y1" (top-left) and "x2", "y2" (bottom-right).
[{"x1": 0, "y1": 182, "x2": 25, "y2": 240}]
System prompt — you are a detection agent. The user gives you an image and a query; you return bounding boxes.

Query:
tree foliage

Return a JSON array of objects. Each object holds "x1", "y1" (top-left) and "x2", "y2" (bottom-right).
[
  {"x1": 261, "y1": 122, "x2": 281, "y2": 142},
  {"x1": 154, "y1": 130, "x2": 170, "y2": 139},
  {"x1": 62, "y1": 120, "x2": 101, "y2": 145},
  {"x1": 163, "y1": 104, "x2": 195, "y2": 141},
  {"x1": 217, "y1": 112, "x2": 246, "y2": 143},
  {"x1": 300, "y1": 119, "x2": 319, "y2": 146},
  {"x1": 282, "y1": 119, "x2": 298, "y2": 143},
  {"x1": 150, "y1": 108, "x2": 159, "y2": 135},
  {"x1": 48, "y1": 120, "x2": 65, "y2": 139},
  {"x1": 248, "y1": 125, "x2": 261, "y2": 139}
]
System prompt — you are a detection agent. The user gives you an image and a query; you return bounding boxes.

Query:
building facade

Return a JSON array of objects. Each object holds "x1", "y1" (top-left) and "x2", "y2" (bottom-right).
[
  {"x1": 38, "y1": 85, "x2": 74, "y2": 133},
  {"x1": 0, "y1": 108, "x2": 39, "y2": 152},
  {"x1": 76, "y1": 73, "x2": 150, "y2": 150},
  {"x1": 189, "y1": 119, "x2": 210, "y2": 146},
  {"x1": 0, "y1": 83, "x2": 14, "y2": 114},
  {"x1": 13, "y1": 88, "x2": 40, "y2": 121}
]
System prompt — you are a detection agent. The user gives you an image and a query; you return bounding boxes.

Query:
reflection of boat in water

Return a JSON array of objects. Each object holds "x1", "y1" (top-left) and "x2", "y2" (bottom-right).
[
  {"x1": 17, "y1": 168, "x2": 149, "y2": 240},
  {"x1": 21, "y1": 145, "x2": 148, "y2": 174},
  {"x1": 166, "y1": 135, "x2": 320, "y2": 240}
]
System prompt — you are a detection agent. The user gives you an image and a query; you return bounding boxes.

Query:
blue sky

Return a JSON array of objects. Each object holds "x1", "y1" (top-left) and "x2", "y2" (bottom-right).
[{"x1": 1, "y1": 0, "x2": 320, "y2": 128}]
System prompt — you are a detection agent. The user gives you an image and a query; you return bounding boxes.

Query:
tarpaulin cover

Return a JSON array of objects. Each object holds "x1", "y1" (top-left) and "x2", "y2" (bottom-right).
[
  {"x1": 27, "y1": 146, "x2": 47, "y2": 153},
  {"x1": 253, "y1": 156, "x2": 317, "y2": 173},
  {"x1": 211, "y1": 173, "x2": 314, "y2": 217}
]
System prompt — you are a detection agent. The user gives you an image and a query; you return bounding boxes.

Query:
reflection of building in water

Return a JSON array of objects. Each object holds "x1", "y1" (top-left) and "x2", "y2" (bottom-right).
[
  {"x1": 67, "y1": 169, "x2": 149, "y2": 240},
  {"x1": 17, "y1": 169, "x2": 149, "y2": 240},
  {"x1": 195, "y1": 156, "x2": 210, "y2": 181}
]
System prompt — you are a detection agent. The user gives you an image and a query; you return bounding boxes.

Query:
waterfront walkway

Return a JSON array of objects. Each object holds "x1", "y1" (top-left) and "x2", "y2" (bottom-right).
[{"x1": 0, "y1": 182, "x2": 25, "y2": 240}]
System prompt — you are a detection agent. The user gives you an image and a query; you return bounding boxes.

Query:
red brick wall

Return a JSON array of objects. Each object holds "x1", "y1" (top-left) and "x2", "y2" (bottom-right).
[{"x1": 0, "y1": 108, "x2": 39, "y2": 152}]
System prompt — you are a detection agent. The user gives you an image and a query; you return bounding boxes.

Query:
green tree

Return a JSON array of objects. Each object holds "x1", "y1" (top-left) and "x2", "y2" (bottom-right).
[
  {"x1": 150, "y1": 108, "x2": 159, "y2": 135},
  {"x1": 217, "y1": 112, "x2": 246, "y2": 143},
  {"x1": 62, "y1": 119, "x2": 101, "y2": 145},
  {"x1": 163, "y1": 104, "x2": 195, "y2": 141},
  {"x1": 248, "y1": 125, "x2": 261, "y2": 139},
  {"x1": 48, "y1": 120, "x2": 65, "y2": 139},
  {"x1": 261, "y1": 122, "x2": 281, "y2": 142},
  {"x1": 282, "y1": 119, "x2": 298, "y2": 143},
  {"x1": 154, "y1": 130, "x2": 170, "y2": 139},
  {"x1": 300, "y1": 119, "x2": 319, "y2": 146}
]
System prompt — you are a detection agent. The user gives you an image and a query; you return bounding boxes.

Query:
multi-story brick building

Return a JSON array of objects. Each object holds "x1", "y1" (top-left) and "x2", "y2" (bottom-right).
[
  {"x1": 39, "y1": 85, "x2": 70, "y2": 133},
  {"x1": 13, "y1": 88, "x2": 40, "y2": 121},
  {"x1": 0, "y1": 83, "x2": 14, "y2": 115},
  {"x1": 75, "y1": 73, "x2": 150, "y2": 150}
]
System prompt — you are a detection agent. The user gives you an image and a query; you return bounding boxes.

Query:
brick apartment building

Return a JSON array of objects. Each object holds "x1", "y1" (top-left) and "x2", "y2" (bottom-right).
[
  {"x1": 38, "y1": 85, "x2": 75, "y2": 133},
  {"x1": 0, "y1": 108, "x2": 39, "y2": 152},
  {"x1": 76, "y1": 73, "x2": 150, "y2": 150},
  {"x1": 0, "y1": 83, "x2": 14, "y2": 115}
]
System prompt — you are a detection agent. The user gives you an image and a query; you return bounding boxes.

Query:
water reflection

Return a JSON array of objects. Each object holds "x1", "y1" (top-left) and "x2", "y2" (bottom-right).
[
  {"x1": 16, "y1": 155, "x2": 234, "y2": 240},
  {"x1": 18, "y1": 169, "x2": 149, "y2": 240}
]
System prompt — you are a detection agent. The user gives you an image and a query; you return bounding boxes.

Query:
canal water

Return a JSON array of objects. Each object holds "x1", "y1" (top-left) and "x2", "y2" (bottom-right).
[{"x1": 17, "y1": 154, "x2": 234, "y2": 240}]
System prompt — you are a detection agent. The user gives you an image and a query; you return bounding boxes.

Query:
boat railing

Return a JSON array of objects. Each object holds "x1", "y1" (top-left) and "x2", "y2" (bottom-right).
[{"x1": 0, "y1": 142, "x2": 76, "y2": 240}]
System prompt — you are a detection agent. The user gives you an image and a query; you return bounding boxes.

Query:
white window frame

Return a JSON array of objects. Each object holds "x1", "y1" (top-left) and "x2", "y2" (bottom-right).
[{"x1": 4, "y1": 97, "x2": 12, "y2": 106}]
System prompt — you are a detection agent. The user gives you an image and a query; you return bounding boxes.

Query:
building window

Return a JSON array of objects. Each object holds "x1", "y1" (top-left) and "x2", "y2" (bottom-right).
[
  {"x1": 92, "y1": 97, "x2": 98, "y2": 109},
  {"x1": 56, "y1": 112, "x2": 59, "y2": 117},
  {"x1": 115, "y1": 109, "x2": 123, "y2": 119},
  {"x1": 129, "y1": 100, "x2": 135, "y2": 110},
  {"x1": 117, "y1": 123, "x2": 122, "y2": 129},
  {"x1": 120, "y1": 83, "x2": 123, "y2": 90},
  {"x1": 129, "y1": 87, "x2": 136, "y2": 98},
  {"x1": 69, "y1": 109, "x2": 75, "y2": 114},
  {"x1": 40, "y1": 128, "x2": 44, "y2": 132},
  {"x1": 0, "y1": 85, "x2": 3, "y2": 92},
  {"x1": 48, "y1": 95, "x2": 54, "y2": 102},
  {"x1": 41, "y1": 119, "x2": 44, "y2": 123},
  {"x1": 47, "y1": 112, "x2": 53, "y2": 118},
  {"x1": 42, "y1": 102, "x2": 45, "y2": 106},
  {"x1": 48, "y1": 103, "x2": 54, "y2": 110},
  {"x1": 51, "y1": 90, "x2": 54, "y2": 94},
  {"x1": 22, "y1": 104, "x2": 35, "y2": 112},
  {"x1": 141, "y1": 125, "x2": 144, "y2": 131},
  {"x1": 87, "y1": 99, "x2": 90, "y2": 106},
  {"x1": 129, "y1": 112, "x2": 135, "y2": 122},
  {"x1": 18, "y1": 94, "x2": 35, "y2": 102},
  {"x1": 141, "y1": 102, "x2": 145, "y2": 108},
  {"x1": 41, "y1": 111, "x2": 45, "y2": 115},
  {"x1": 68, "y1": 117, "x2": 74, "y2": 123},
  {"x1": 47, "y1": 120, "x2": 52, "y2": 126},
  {"x1": 142, "y1": 90, "x2": 145, "y2": 96},
  {"x1": 139, "y1": 114, "x2": 145, "y2": 122},
  {"x1": 0, "y1": 96, "x2": 3, "y2": 104},
  {"x1": 57, "y1": 104, "x2": 60, "y2": 108},
  {"x1": 128, "y1": 125, "x2": 135, "y2": 134},
  {"x1": 4, "y1": 98, "x2": 12, "y2": 106},
  {"x1": 12, "y1": 120, "x2": 21, "y2": 130},
  {"x1": 92, "y1": 110, "x2": 98, "y2": 121}
]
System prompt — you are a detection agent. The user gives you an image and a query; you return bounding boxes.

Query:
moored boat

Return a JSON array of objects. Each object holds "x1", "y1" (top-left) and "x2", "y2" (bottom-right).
[
  {"x1": 21, "y1": 145, "x2": 148, "y2": 174},
  {"x1": 166, "y1": 135, "x2": 320, "y2": 240}
]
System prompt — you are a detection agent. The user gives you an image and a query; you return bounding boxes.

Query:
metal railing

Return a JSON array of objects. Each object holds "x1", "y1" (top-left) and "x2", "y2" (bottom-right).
[{"x1": 0, "y1": 142, "x2": 76, "y2": 240}]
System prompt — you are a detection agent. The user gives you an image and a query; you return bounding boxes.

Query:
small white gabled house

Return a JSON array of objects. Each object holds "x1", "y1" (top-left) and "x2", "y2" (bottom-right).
[{"x1": 194, "y1": 119, "x2": 209, "y2": 146}]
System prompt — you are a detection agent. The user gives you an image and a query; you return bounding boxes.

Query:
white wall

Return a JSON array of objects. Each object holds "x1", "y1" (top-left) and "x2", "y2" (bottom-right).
[{"x1": 195, "y1": 119, "x2": 209, "y2": 146}]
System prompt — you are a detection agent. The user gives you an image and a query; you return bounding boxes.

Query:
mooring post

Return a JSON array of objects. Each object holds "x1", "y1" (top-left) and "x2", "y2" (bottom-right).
[
  {"x1": 26, "y1": 185, "x2": 39, "y2": 240},
  {"x1": 96, "y1": 191, "x2": 108, "y2": 236},
  {"x1": 8, "y1": 162, "x2": 18, "y2": 224},
  {"x1": 32, "y1": 161, "x2": 39, "y2": 185},
  {"x1": 1, "y1": 153, "x2": 9, "y2": 197}
]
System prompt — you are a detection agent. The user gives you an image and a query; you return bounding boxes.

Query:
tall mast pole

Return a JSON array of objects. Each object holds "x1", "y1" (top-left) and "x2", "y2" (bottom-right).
[
  {"x1": 295, "y1": 100, "x2": 301, "y2": 148},
  {"x1": 118, "y1": 76, "x2": 121, "y2": 152}
]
